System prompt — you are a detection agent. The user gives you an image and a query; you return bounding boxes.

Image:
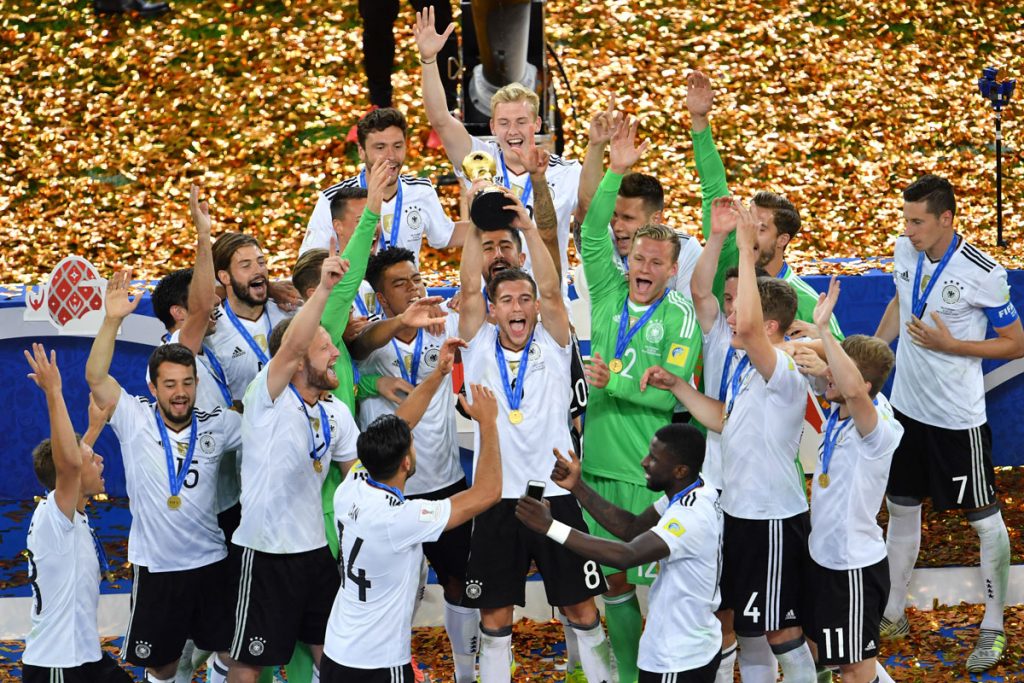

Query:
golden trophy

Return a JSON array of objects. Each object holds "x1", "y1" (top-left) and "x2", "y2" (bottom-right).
[{"x1": 462, "y1": 150, "x2": 517, "y2": 231}]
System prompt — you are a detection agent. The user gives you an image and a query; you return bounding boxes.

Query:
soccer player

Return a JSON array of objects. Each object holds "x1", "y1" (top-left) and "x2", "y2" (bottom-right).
[
  {"x1": 21, "y1": 345, "x2": 131, "y2": 683},
  {"x1": 350, "y1": 245, "x2": 480, "y2": 682},
  {"x1": 322, "y1": 383, "x2": 502, "y2": 683},
  {"x1": 515, "y1": 424, "x2": 723, "y2": 683},
  {"x1": 458, "y1": 190, "x2": 613, "y2": 683},
  {"x1": 86, "y1": 269, "x2": 243, "y2": 683},
  {"x1": 875, "y1": 174, "x2": 1024, "y2": 672},
  {"x1": 642, "y1": 198, "x2": 817, "y2": 682},
  {"x1": 577, "y1": 118, "x2": 703, "y2": 683},
  {"x1": 226, "y1": 243, "x2": 361, "y2": 683},
  {"x1": 414, "y1": 7, "x2": 581, "y2": 283},
  {"x1": 797, "y1": 278, "x2": 904, "y2": 683},
  {"x1": 301, "y1": 107, "x2": 467, "y2": 257}
]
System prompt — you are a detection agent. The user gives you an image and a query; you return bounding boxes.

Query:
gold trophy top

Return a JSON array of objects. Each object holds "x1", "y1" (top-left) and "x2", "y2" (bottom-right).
[{"x1": 462, "y1": 151, "x2": 499, "y2": 183}]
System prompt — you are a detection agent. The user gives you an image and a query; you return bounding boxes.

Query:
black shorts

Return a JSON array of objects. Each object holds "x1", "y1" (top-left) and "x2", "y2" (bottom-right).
[
  {"x1": 805, "y1": 559, "x2": 888, "y2": 665},
  {"x1": 887, "y1": 409, "x2": 996, "y2": 510},
  {"x1": 122, "y1": 556, "x2": 236, "y2": 666},
  {"x1": 638, "y1": 651, "x2": 721, "y2": 683},
  {"x1": 23, "y1": 654, "x2": 133, "y2": 683},
  {"x1": 410, "y1": 478, "x2": 472, "y2": 590},
  {"x1": 229, "y1": 545, "x2": 341, "y2": 666},
  {"x1": 721, "y1": 512, "x2": 809, "y2": 636},
  {"x1": 463, "y1": 496, "x2": 607, "y2": 609},
  {"x1": 320, "y1": 654, "x2": 415, "y2": 683}
]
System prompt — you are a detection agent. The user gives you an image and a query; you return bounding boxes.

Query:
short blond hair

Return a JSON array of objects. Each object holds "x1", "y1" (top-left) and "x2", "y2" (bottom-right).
[
  {"x1": 841, "y1": 335, "x2": 895, "y2": 397},
  {"x1": 491, "y1": 83, "x2": 540, "y2": 118},
  {"x1": 633, "y1": 223, "x2": 681, "y2": 262}
]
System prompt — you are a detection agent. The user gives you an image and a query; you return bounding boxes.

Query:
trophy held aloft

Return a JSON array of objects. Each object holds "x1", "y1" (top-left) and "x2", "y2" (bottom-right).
[{"x1": 462, "y1": 151, "x2": 517, "y2": 231}]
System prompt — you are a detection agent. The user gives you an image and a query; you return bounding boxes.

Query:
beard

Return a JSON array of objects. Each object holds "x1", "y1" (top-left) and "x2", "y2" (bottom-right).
[
  {"x1": 305, "y1": 362, "x2": 339, "y2": 392},
  {"x1": 486, "y1": 258, "x2": 514, "y2": 283},
  {"x1": 756, "y1": 243, "x2": 776, "y2": 270},
  {"x1": 159, "y1": 400, "x2": 194, "y2": 428},
  {"x1": 230, "y1": 276, "x2": 267, "y2": 307}
]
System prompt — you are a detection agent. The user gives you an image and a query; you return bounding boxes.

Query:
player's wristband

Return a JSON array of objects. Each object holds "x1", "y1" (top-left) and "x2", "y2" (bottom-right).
[{"x1": 546, "y1": 520, "x2": 572, "y2": 545}]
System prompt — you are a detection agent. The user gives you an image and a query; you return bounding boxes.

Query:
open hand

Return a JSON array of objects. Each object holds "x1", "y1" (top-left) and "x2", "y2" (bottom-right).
[
  {"x1": 608, "y1": 116, "x2": 650, "y2": 175},
  {"x1": 413, "y1": 6, "x2": 455, "y2": 62},
  {"x1": 458, "y1": 383, "x2": 498, "y2": 425},
  {"x1": 813, "y1": 277, "x2": 840, "y2": 333},
  {"x1": 104, "y1": 268, "x2": 142, "y2": 321},
  {"x1": 435, "y1": 337, "x2": 467, "y2": 375},
  {"x1": 25, "y1": 343, "x2": 61, "y2": 395},
  {"x1": 584, "y1": 352, "x2": 610, "y2": 389}
]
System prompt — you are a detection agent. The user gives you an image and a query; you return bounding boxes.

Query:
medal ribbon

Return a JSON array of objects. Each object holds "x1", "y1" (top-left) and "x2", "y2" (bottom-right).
[
  {"x1": 391, "y1": 329, "x2": 425, "y2": 386},
  {"x1": 222, "y1": 300, "x2": 272, "y2": 365},
  {"x1": 366, "y1": 476, "x2": 406, "y2": 503},
  {"x1": 497, "y1": 151, "x2": 533, "y2": 207},
  {"x1": 820, "y1": 399, "x2": 877, "y2": 479},
  {"x1": 359, "y1": 168, "x2": 403, "y2": 252},
  {"x1": 615, "y1": 290, "x2": 669, "y2": 362},
  {"x1": 668, "y1": 477, "x2": 705, "y2": 508},
  {"x1": 718, "y1": 347, "x2": 736, "y2": 401},
  {"x1": 912, "y1": 234, "x2": 959, "y2": 318},
  {"x1": 155, "y1": 409, "x2": 198, "y2": 502},
  {"x1": 495, "y1": 330, "x2": 535, "y2": 414},
  {"x1": 289, "y1": 386, "x2": 331, "y2": 468},
  {"x1": 353, "y1": 292, "x2": 383, "y2": 318},
  {"x1": 725, "y1": 355, "x2": 752, "y2": 418},
  {"x1": 201, "y1": 345, "x2": 234, "y2": 407},
  {"x1": 89, "y1": 526, "x2": 111, "y2": 583}
]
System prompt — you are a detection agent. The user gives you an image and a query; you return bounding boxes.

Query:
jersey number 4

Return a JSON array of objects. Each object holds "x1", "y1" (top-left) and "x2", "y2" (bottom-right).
[{"x1": 337, "y1": 522, "x2": 372, "y2": 601}]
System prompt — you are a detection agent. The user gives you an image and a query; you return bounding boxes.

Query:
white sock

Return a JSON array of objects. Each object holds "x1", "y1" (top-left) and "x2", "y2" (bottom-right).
[
  {"x1": 771, "y1": 639, "x2": 816, "y2": 683},
  {"x1": 311, "y1": 663, "x2": 320, "y2": 683},
  {"x1": 479, "y1": 626, "x2": 512, "y2": 683},
  {"x1": 715, "y1": 642, "x2": 737, "y2": 683},
  {"x1": 146, "y1": 674, "x2": 175, "y2": 683},
  {"x1": 884, "y1": 500, "x2": 921, "y2": 621},
  {"x1": 570, "y1": 620, "x2": 617, "y2": 683},
  {"x1": 174, "y1": 640, "x2": 200, "y2": 683},
  {"x1": 207, "y1": 654, "x2": 229, "y2": 683},
  {"x1": 736, "y1": 635, "x2": 778, "y2": 683},
  {"x1": 558, "y1": 611, "x2": 581, "y2": 671},
  {"x1": 969, "y1": 510, "x2": 1010, "y2": 631},
  {"x1": 875, "y1": 660, "x2": 896, "y2": 683},
  {"x1": 445, "y1": 603, "x2": 480, "y2": 682}
]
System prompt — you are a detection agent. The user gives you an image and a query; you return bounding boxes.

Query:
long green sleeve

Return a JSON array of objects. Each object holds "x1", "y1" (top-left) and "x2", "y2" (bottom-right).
[
  {"x1": 580, "y1": 170, "x2": 626, "y2": 303},
  {"x1": 692, "y1": 126, "x2": 737, "y2": 304}
]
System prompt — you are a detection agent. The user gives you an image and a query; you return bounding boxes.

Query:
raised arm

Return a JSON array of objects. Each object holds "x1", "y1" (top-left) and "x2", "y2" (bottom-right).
[
  {"x1": 179, "y1": 184, "x2": 218, "y2": 354},
  {"x1": 393, "y1": 338, "x2": 465, "y2": 428},
  {"x1": 267, "y1": 241, "x2": 349, "y2": 400},
  {"x1": 26, "y1": 345, "x2": 80, "y2": 520},
  {"x1": 85, "y1": 269, "x2": 140, "y2": 409},
  {"x1": 445, "y1": 384, "x2": 502, "y2": 529},
  {"x1": 82, "y1": 393, "x2": 113, "y2": 448},
  {"x1": 458, "y1": 218, "x2": 487, "y2": 342},
  {"x1": 692, "y1": 196, "x2": 736, "y2": 332},
  {"x1": 507, "y1": 146, "x2": 562, "y2": 279},
  {"x1": 414, "y1": 7, "x2": 472, "y2": 165},
  {"x1": 504, "y1": 189, "x2": 570, "y2": 346},
  {"x1": 641, "y1": 366, "x2": 726, "y2": 433},
  {"x1": 734, "y1": 200, "x2": 777, "y2": 380},
  {"x1": 575, "y1": 97, "x2": 617, "y2": 220}
]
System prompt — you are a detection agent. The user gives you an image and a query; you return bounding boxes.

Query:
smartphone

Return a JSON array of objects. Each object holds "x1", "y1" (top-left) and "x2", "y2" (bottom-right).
[{"x1": 526, "y1": 480, "x2": 546, "y2": 500}]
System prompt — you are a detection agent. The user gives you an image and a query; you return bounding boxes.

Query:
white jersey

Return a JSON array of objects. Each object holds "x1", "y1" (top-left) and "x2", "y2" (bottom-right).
[
  {"x1": 206, "y1": 301, "x2": 289, "y2": 401},
  {"x1": 167, "y1": 329, "x2": 239, "y2": 514},
  {"x1": 572, "y1": 229, "x2": 703, "y2": 301},
  {"x1": 809, "y1": 395, "x2": 904, "y2": 570},
  {"x1": 462, "y1": 322, "x2": 574, "y2": 499},
  {"x1": 458, "y1": 137, "x2": 581, "y2": 286},
  {"x1": 22, "y1": 493, "x2": 102, "y2": 668},
  {"x1": 698, "y1": 313, "x2": 734, "y2": 491},
  {"x1": 357, "y1": 313, "x2": 463, "y2": 496},
  {"x1": 720, "y1": 348, "x2": 808, "y2": 520},
  {"x1": 234, "y1": 367, "x2": 360, "y2": 554},
  {"x1": 109, "y1": 388, "x2": 241, "y2": 571},
  {"x1": 642, "y1": 483, "x2": 723, "y2": 673},
  {"x1": 324, "y1": 477, "x2": 450, "y2": 668},
  {"x1": 301, "y1": 173, "x2": 456, "y2": 258},
  {"x1": 891, "y1": 235, "x2": 1019, "y2": 429}
]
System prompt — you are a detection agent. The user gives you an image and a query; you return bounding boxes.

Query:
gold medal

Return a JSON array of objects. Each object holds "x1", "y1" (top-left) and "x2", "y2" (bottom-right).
[
  {"x1": 104, "y1": 571, "x2": 115, "y2": 583},
  {"x1": 818, "y1": 473, "x2": 830, "y2": 489},
  {"x1": 167, "y1": 495, "x2": 182, "y2": 510},
  {"x1": 508, "y1": 409, "x2": 524, "y2": 425},
  {"x1": 313, "y1": 460, "x2": 324, "y2": 473},
  {"x1": 609, "y1": 358, "x2": 624, "y2": 373},
  {"x1": 721, "y1": 407, "x2": 729, "y2": 426}
]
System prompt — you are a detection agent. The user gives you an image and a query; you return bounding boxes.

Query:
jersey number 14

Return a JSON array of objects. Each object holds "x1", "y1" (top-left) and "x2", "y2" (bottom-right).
[{"x1": 337, "y1": 521, "x2": 372, "y2": 601}]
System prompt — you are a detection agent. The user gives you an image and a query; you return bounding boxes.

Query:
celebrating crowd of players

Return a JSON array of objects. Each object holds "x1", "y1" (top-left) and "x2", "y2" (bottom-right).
[{"x1": 21, "y1": 8, "x2": 1024, "y2": 683}]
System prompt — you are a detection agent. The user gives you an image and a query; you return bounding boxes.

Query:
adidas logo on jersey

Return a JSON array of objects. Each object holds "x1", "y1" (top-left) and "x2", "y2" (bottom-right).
[
  {"x1": 232, "y1": 346, "x2": 245, "y2": 358},
  {"x1": 865, "y1": 640, "x2": 876, "y2": 651},
  {"x1": 785, "y1": 609, "x2": 796, "y2": 620}
]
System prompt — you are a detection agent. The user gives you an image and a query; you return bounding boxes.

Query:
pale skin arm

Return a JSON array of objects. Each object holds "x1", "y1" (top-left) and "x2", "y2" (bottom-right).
[
  {"x1": 82, "y1": 393, "x2": 113, "y2": 448},
  {"x1": 575, "y1": 98, "x2": 617, "y2": 220},
  {"x1": 179, "y1": 184, "x2": 218, "y2": 354},
  {"x1": 348, "y1": 296, "x2": 448, "y2": 361},
  {"x1": 815, "y1": 278, "x2": 878, "y2": 436},
  {"x1": 26, "y1": 345, "x2": 81, "y2": 520},
  {"x1": 733, "y1": 199, "x2": 778, "y2": 381},
  {"x1": 446, "y1": 221, "x2": 472, "y2": 249},
  {"x1": 414, "y1": 8, "x2": 472, "y2": 166},
  {"x1": 692, "y1": 196, "x2": 736, "y2": 333},
  {"x1": 85, "y1": 269, "x2": 139, "y2": 410},
  {"x1": 265, "y1": 240, "x2": 349, "y2": 401},
  {"x1": 458, "y1": 219, "x2": 487, "y2": 342},
  {"x1": 445, "y1": 384, "x2": 502, "y2": 529},
  {"x1": 393, "y1": 338, "x2": 465, "y2": 429},
  {"x1": 640, "y1": 366, "x2": 725, "y2": 433},
  {"x1": 507, "y1": 146, "x2": 562, "y2": 279},
  {"x1": 874, "y1": 293, "x2": 900, "y2": 344}
]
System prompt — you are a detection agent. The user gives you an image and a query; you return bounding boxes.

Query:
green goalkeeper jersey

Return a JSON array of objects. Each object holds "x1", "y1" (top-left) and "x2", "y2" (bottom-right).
[{"x1": 580, "y1": 170, "x2": 703, "y2": 486}]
